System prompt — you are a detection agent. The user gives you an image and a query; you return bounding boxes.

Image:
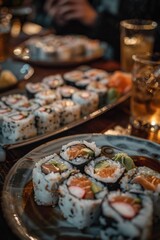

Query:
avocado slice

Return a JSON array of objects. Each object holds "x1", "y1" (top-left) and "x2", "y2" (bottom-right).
[
  {"x1": 91, "y1": 182, "x2": 102, "y2": 194},
  {"x1": 94, "y1": 160, "x2": 109, "y2": 172}
]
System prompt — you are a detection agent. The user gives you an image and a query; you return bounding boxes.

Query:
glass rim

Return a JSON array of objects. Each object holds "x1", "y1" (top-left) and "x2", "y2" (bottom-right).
[
  {"x1": 120, "y1": 19, "x2": 157, "y2": 30},
  {"x1": 132, "y1": 52, "x2": 160, "y2": 65}
]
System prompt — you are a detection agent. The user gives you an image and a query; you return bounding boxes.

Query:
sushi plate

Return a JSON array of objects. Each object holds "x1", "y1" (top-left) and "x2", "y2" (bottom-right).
[
  {"x1": 0, "y1": 91, "x2": 130, "y2": 150},
  {"x1": 0, "y1": 58, "x2": 34, "y2": 92},
  {"x1": 2, "y1": 134, "x2": 160, "y2": 240},
  {"x1": 12, "y1": 42, "x2": 106, "y2": 67}
]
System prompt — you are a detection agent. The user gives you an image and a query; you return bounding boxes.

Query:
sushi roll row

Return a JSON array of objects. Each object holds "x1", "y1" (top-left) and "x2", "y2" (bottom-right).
[
  {"x1": 0, "y1": 95, "x2": 81, "y2": 140},
  {"x1": 0, "y1": 67, "x2": 132, "y2": 142},
  {"x1": 24, "y1": 34, "x2": 102, "y2": 61},
  {"x1": 32, "y1": 139, "x2": 160, "y2": 239}
]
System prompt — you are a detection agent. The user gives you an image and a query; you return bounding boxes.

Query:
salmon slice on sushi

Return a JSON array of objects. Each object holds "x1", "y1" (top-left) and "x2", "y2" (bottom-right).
[
  {"x1": 85, "y1": 156, "x2": 125, "y2": 189},
  {"x1": 60, "y1": 140, "x2": 101, "y2": 167},
  {"x1": 58, "y1": 173, "x2": 107, "y2": 229}
]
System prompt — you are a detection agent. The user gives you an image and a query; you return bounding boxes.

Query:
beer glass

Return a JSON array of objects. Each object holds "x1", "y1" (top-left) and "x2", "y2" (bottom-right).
[{"x1": 120, "y1": 19, "x2": 157, "y2": 72}]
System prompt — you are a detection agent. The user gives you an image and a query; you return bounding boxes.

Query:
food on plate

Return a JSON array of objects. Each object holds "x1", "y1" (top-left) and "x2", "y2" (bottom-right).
[
  {"x1": 63, "y1": 70, "x2": 84, "y2": 85},
  {"x1": 84, "y1": 156, "x2": 125, "y2": 185},
  {"x1": 34, "y1": 105, "x2": 60, "y2": 134},
  {"x1": 57, "y1": 85, "x2": 78, "y2": 99},
  {"x1": 0, "y1": 67, "x2": 132, "y2": 142},
  {"x1": 84, "y1": 68, "x2": 108, "y2": 80},
  {"x1": 51, "y1": 99, "x2": 81, "y2": 125},
  {"x1": 1, "y1": 94, "x2": 28, "y2": 108},
  {"x1": 72, "y1": 90, "x2": 99, "y2": 116},
  {"x1": 86, "y1": 81, "x2": 108, "y2": 105},
  {"x1": 42, "y1": 74, "x2": 64, "y2": 89},
  {"x1": 0, "y1": 105, "x2": 13, "y2": 132},
  {"x1": 32, "y1": 153, "x2": 74, "y2": 206},
  {"x1": 23, "y1": 34, "x2": 102, "y2": 61},
  {"x1": 120, "y1": 166, "x2": 160, "y2": 219},
  {"x1": 58, "y1": 173, "x2": 107, "y2": 229},
  {"x1": 108, "y1": 71, "x2": 132, "y2": 93},
  {"x1": 100, "y1": 191, "x2": 153, "y2": 240},
  {"x1": 0, "y1": 70, "x2": 18, "y2": 89},
  {"x1": 30, "y1": 139, "x2": 159, "y2": 238},
  {"x1": 35, "y1": 89, "x2": 61, "y2": 105},
  {"x1": 14, "y1": 99, "x2": 40, "y2": 113},
  {"x1": 60, "y1": 140, "x2": 101, "y2": 167},
  {"x1": 25, "y1": 82, "x2": 49, "y2": 98},
  {"x1": 2, "y1": 111, "x2": 37, "y2": 141}
]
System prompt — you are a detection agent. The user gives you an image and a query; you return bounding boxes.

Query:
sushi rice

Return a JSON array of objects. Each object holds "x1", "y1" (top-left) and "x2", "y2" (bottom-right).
[{"x1": 32, "y1": 153, "x2": 74, "y2": 206}]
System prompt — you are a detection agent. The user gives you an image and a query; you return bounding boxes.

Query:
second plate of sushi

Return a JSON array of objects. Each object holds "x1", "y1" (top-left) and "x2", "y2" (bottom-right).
[
  {"x1": 2, "y1": 134, "x2": 160, "y2": 240},
  {"x1": 0, "y1": 67, "x2": 132, "y2": 149},
  {"x1": 13, "y1": 34, "x2": 106, "y2": 67}
]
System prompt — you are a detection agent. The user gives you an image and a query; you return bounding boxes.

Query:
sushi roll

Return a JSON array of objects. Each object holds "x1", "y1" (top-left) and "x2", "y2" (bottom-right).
[
  {"x1": 14, "y1": 99, "x2": 40, "y2": 113},
  {"x1": 74, "y1": 78, "x2": 91, "y2": 89},
  {"x1": 1, "y1": 94, "x2": 28, "y2": 108},
  {"x1": 32, "y1": 153, "x2": 74, "y2": 206},
  {"x1": 42, "y1": 74, "x2": 64, "y2": 89},
  {"x1": 0, "y1": 100, "x2": 7, "y2": 108},
  {"x1": 25, "y1": 82, "x2": 49, "y2": 98},
  {"x1": 57, "y1": 85, "x2": 78, "y2": 99},
  {"x1": 0, "y1": 105, "x2": 13, "y2": 132},
  {"x1": 100, "y1": 191, "x2": 153, "y2": 240},
  {"x1": 63, "y1": 70, "x2": 84, "y2": 86},
  {"x1": 56, "y1": 45, "x2": 73, "y2": 60},
  {"x1": 34, "y1": 105, "x2": 60, "y2": 135},
  {"x1": 85, "y1": 156, "x2": 125, "y2": 187},
  {"x1": 2, "y1": 111, "x2": 37, "y2": 141},
  {"x1": 35, "y1": 89, "x2": 61, "y2": 105},
  {"x1": 85, "y1": 39, "x2": 101, "y2": 54},
  {"x1": 84, "y1": 68, "x2": 108, "y2": 81},
  {"x1": 120, "y1": 166, "x2": 160, "y2": 219},
  {"x1": 51, "y1": 99, "x2": 81, "y2": 125},
  {"x1": 72, "y1": 90, "x2": 99, "y2": 116},
  {"x1": 86, "y1": 81, "x2": 108, "y2": 106},
  {"x1": 60, "y1": 140, "x2": 101, "y2": 167},
  {"x1": 58, "y1": 173, "x2": 108, "y2": 229}
]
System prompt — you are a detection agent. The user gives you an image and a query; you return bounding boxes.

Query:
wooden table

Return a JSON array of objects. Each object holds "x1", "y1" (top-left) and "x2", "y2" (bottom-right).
[{"x1": 0, "y1": 33, "x2": 159, "y2": 240}]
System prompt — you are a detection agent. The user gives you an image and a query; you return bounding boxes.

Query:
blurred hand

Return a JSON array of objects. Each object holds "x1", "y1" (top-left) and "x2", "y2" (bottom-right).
[{"x1": 44, "y1": 0, "x2": 97, "y2": 26}]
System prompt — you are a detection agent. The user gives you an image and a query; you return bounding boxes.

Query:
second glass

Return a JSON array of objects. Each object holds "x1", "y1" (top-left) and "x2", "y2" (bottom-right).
[
  {"x1": 130, "y1": 52, "x2": 160, "y2": 131},
  {"x1": 120, "y1": 19, "x2": 157, "y2": 72}
]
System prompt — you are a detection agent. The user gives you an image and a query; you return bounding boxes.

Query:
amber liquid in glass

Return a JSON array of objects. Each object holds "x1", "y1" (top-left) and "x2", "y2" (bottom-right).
[
  {"x1": 121, "y1": 35, "x2": 153, "y2": 72},
  {"x1": 130, "y1": 74, "x2": 160, "y2": 129}
]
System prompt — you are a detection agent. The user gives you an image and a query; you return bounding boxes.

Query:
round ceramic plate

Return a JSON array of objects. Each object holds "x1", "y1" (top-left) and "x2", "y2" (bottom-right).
[{"x1": 2, "y1": 134, "x2": 160, "y2": 240}]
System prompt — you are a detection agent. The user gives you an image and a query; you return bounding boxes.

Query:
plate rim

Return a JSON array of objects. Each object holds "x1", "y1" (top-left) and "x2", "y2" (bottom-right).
[{"x1": 2, "y1": 133, "x2": 160, "y2": 240}]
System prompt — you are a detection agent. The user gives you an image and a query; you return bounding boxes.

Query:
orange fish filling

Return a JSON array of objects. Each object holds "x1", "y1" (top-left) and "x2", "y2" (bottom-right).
[
  {"x1": 69, "y1": 176, "x2": 94, "y2": 199},
  {"x1": 133, "y1": 175, "x2": 160, "y2": 191},
  {"x1": 67, "y1": 144, "x2": 89, "y2": 159},
  {"x1": 95, "y1": 166, "x2": 117, "y2": 178}
]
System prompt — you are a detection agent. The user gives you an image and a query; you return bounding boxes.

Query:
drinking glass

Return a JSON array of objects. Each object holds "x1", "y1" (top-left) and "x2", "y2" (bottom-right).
[
  {"x1": 120, "y1": 19, "x2": 157, "y2": 72},
  {"x1": 130, "y1": 52, "x2": 160, "y2": 131}
]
